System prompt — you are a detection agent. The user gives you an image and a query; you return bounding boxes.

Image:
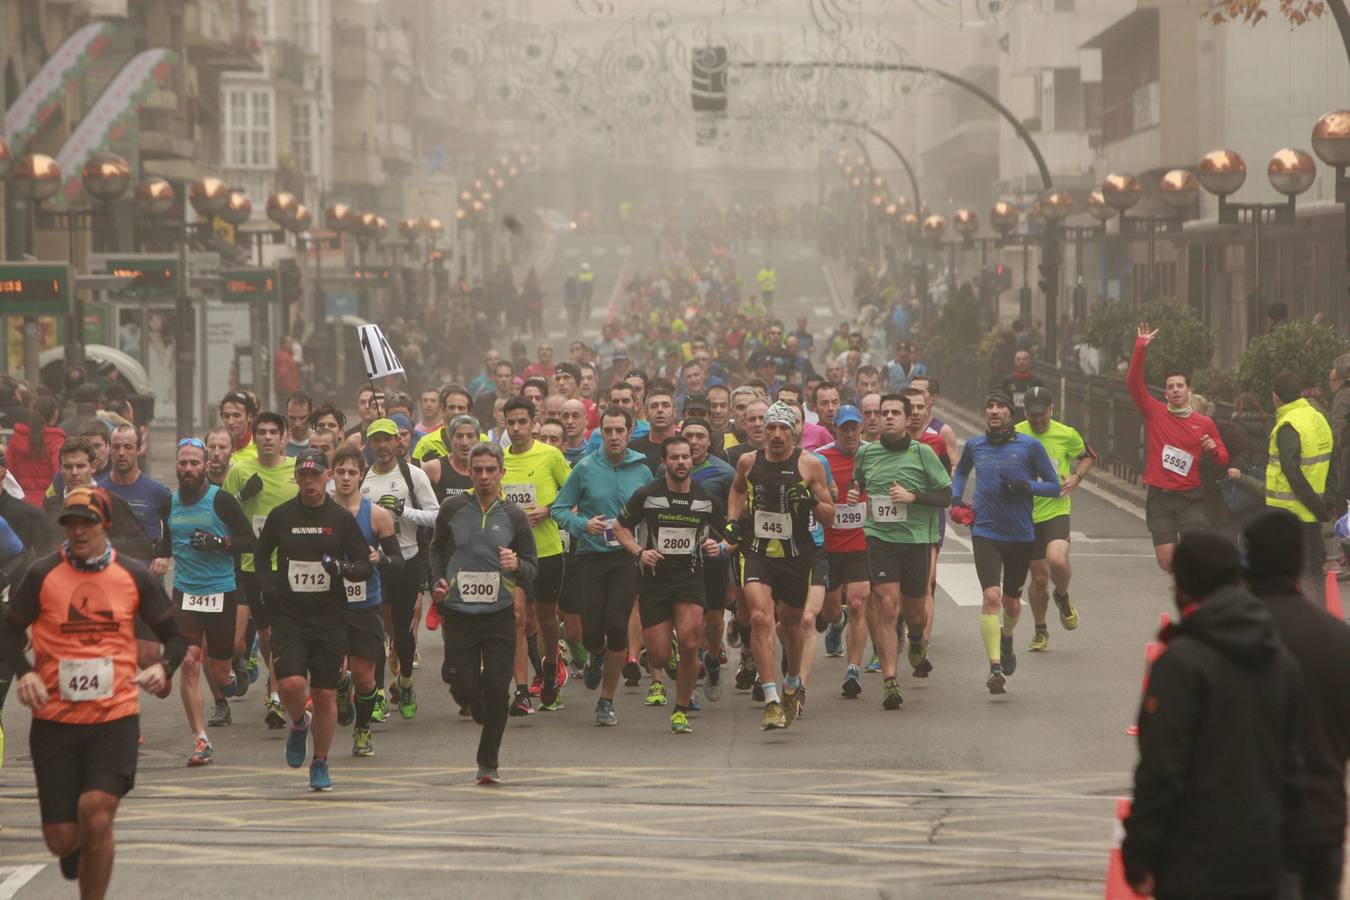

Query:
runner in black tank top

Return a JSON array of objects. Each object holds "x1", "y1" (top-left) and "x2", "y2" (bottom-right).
[
  {"x1": 421, "y1": 415, "x2": 479, "y2": 503},
  {"x1": 746, "y1": 448, "x2": 815, "y2": 559}
]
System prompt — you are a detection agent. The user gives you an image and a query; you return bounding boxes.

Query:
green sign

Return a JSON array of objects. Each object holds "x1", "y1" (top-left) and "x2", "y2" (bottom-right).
[
  {"x1": 104, "y1": 255, "x2": 178, "y2": 299},
  {"x1": 0, "y1": 262, "x2": 72, "y2": 315},
  {"x1": 220, "y1": 266, "x2": 279, "y2": 303}
]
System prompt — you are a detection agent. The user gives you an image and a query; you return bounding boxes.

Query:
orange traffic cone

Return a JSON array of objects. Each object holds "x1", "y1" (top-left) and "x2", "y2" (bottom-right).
[
  {"x1": 1325, "y1": 569, "x2": 1344, "y2": 620},
  {"x1": 1126, "y1": 615, "x2": 1170, "y2": 736},
  {"x1": 1104, "y1": 797, "x2": 1140, "y2": 898}
]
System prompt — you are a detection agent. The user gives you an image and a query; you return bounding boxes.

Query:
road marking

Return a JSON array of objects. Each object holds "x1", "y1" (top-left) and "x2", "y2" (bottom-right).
[
  {"x1": 936, "y1": 562, "x2": 985, "y2": 606},
  {"x1": 811, "y1": 304, "x2": 834, "y2": 318},
  {"x1": 0, "y1": 865, "x2": 45, "y2": 899}
]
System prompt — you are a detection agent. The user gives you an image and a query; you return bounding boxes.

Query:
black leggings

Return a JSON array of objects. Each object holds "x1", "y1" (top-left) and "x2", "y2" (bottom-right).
[
  {"x1": 382, "y1": 561, "x2": 422, "y2": 678},
  {"x1": 575, "y1": 552, "x2": 638, "y2": 656},
  {"x1": 442, "y1": 608, "x2": 515, "y2": 771},
  {"x1": 972, "y1": 536, "x2": 1034, "y2": 597}
]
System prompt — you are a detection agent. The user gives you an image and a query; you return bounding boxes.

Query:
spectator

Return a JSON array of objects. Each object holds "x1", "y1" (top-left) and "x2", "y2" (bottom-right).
[
  {"x1": 0, "y1": 374, "x2": 30, "y2": 428},
  {"x1": 58, "y1": 383, "x2": 101, "y2": 435},
  {"x1": 1122, "y1": 531, "x2": 1302, "y2": 900},
  {"x1": 883, "y1": 340, "x2": 927, "y2": 392},
  {"x1": 1327, "y1": 353, "x2": 1350, "y2": 436},
  {"x1": 1266, "y1": 301, "x2": 1289, "y2": 332},
  {"x1": 7, "y1": 396, "x2": 65, "y2": 508},
  {"x1": 1190, "y1": 394, "x2": 1251, "y2": 532},
  {"x1": 274, "y1": 336, "x2": 302, "y2": 396},
  {"x1": 1242, "y1": 510, "x2": 1350, "y2": 900}
]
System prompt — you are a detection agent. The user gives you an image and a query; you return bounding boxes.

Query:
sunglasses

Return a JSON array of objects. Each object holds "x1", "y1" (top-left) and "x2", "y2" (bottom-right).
[{"x1": 178, "y1": 437, "x2": 206, "y2": 449}]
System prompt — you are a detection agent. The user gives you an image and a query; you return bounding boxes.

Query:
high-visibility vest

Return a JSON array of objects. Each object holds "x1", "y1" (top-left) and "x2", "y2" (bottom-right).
[
  {"x1": 756, "y1": 268, "x2": 777, "y2": 293},
  {"x1": 1265, "y1": 397, "x2": 1333, "y2": 522}
]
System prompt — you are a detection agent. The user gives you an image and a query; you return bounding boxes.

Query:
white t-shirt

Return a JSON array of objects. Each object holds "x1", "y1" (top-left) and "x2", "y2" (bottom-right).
[{"x1": 360, "y1": 463, "x2": 438, "y2": 559}]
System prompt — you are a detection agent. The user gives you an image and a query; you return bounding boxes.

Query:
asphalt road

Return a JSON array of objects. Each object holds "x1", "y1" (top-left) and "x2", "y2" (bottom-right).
[{"x1": 0, "y1": 238, "x2": 1169, "y2": 898}]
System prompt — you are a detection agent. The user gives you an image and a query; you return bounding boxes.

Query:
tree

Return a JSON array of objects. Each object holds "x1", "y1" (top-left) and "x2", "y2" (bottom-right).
[
  {"x1": 1235, "y1": 319, "x2": 1350, "y2": 400},
  {"x1": 1206, "y1": 0, "x2": 1350, "y2": 67},
  {"x1": 1086, "y1": 297, "x2": 1214, "y2": 383}
]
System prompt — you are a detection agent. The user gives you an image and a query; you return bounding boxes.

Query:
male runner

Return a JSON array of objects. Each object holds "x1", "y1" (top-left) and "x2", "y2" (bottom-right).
[
  {"x1": 331, "y1": 446, "x2": 401, "y2": 757},
  {"x1": 360, "y1": 418, "x2": 438, "y2": 720},
  {"x1": 432, "y1": 442, "x2": 537, "y2": 784},
  {"x1": 1015, "y1": 386, "x2": 1095, "y2": 650},
  {"x1": 847, "y1": 394, "x2": 951, "y2": 709},
  {"x1": 421, "y1": 414, "x2": 479, "y2": 501},
  {"x1": 219, "y1": 391, "x2": 258, "y2": 465},
  {"x1": 550, "y1": 407, "x2": 651, "y2": 726},
  {"x1": 818, "y1": 405, "x2": 871, "y2": 697},
  {"x1": 949, "y1": 390, "x2": 1061, "y2": 693},
  {"x1": 204, "y1": 426, "x2": 234, "y2": 486},
  {"x1": 680, "y1": 418, "x2": 735, "y2": 702},
  {"x1": 726, "y1": 397, "x2": 768, "y2": 682},
  {"x1": 902, "y1": 385, "x2": 951, "y2": 671},
  {"x1": 416, "y1": 386, "x2": 444, "y2": 440},
  {"x1": 413, "y1": 385, "x2": 475, "y2": 463},
  {"x1": 167, "y1": 437, "x2": 255, "y2": 763},
  {"x1": 284, "y1": 392, "x2": 313, "y2": 457},
  {"x1": 615, "y1": 436, "x2": 730, "y2": 734},
  {"x1": 559, "y1": 399, "x2": 591, "y2": 465},
  {"x1": 727, "y1": 402, "x2": 834, "y2": 729},
  {"x1": 859, "y1": 392, "x2": 882, "y2": 443},
  {"x1": 629, "y1": 383, "x2": 680, "y2": 474},
  {"x1": 2, "y1": 487, "x2": 185, "y2": 895},
  {"x1": 500, "y1": 398, "x2": 572, "y2": 713},
  {"x1": 256, "y1": 448, "x2": 371, "y2": 791}
]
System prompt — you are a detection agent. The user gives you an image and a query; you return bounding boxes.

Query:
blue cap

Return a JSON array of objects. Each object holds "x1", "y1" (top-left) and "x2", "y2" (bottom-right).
[
  {"x1": 835, "y1": 404, "x2": 863, "y2": 426},
  {"x1": 389, "y1": 413, "x2": 414, "y2": 433}
]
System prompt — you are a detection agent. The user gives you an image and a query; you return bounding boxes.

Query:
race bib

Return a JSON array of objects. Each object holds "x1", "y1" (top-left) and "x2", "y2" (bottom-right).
[
  {"x1": 657, "y1": 526, "x2": 697, "y2": 555},
  {"x1": 343, "y1": 579, "x2": 367, "y2": 605},
  {"x1": 59, "y1": 657, "x2": 114, "y2": 702},
  {"x1": 604, "y1": 518, "x2": 620, "y2": 548},
  {"x1": 288, "y1": 560, "x2": 330, "y2": 592},
  {"x1": 1161, "y1": 444, "x2": 1194, "y2": 477},
  {"x1": 1013, "y1": 391, "x2": 1026, "y2": 410},
  {"x1": 560, "y1": 529, "x2": 571, "y2": 553},
  {"x1": 456, "y1": 571, "x2": 499, "y2": 603},
  {"x1": 834, "y1": 502, "x2": 866, "y2": 530},
  {"x1": 754, "y1": 510, "x2": 792, "y2": 539},
  {"x1": 869, "y1": 496, "x2": 908, "y2": 523},
  {"x1": 252, "y1": 515, "x2": 266, "y2": 538},
  {"x1": 501, "y1": 483, "x2": 536, "y2": 507},
  {"x1": 182, "y1": 592, "x2": 224, "y2": 614}
]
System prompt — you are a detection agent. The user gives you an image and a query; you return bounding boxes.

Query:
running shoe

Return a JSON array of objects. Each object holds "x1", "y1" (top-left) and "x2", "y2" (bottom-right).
[
  {"x1": 335, "y1": 672, "x2": 354, "y2": 726},
  {"x1": 265, "y1": 696, "x2": 286, "y2": 729},
  {"x1": 842, "y1": 666, "x2": 862, "y2": 698},
  {"x1": 595, "y1": 698, "x2": 618, "y2": 726},
  {"x1": 59, "y1": 849, "x2": 80, "y2": 880},
  {"x1": 987, "y1": 663, "x2": 1007, "y2": 695},
  {"x1": 231, "y1": 658, "x2": 250, "y2": 697},
  {"x1": 913, "y1": 656, "x2": 934, "y2": 678},
  {"x1": 285, "y1": 710, "x2": 311, "y2": 768},
  {"x1": 734, "y1": 659, "x2": 757, "y2": 691},
  {"x1": 882, "y1": 677, "x2": 904, "y2": 711},
  {"x1": 864, "y1": 654, "x2": 882, "y2": 674},
  {"x1": 207, "y1": 699, "x2": 232, "y2": 727},
  {"x1": 476, "y1": 767, "x2": 501, "y2": 785},
  {"x1": 823, "y1": 622, "x2": 845, "y2": 657},
  {"x1": 246, "y1": 639, "x2": 260, "y2": 683},
  {"x1": 906, "y1": 637, "x2": 929, "y2": 672},
  {"x1": 398, "y1": 683, "x2": 418, "y2": 720},
  {"x1": 689, "y1": 695, "x2": 701, "y2": 712},
  {"x1": 540, "y1": 670, "x2": 559, "y2": 709},
  {"x1": 352, "y1": 727, "x2": 374, "y2": 757},
  {"x1": 726, "y1": 619, "x2": 741, "y2": 648},
  {"x1": 309, "y1": 758, "x2": 333, "y2": 792},
  {"x1": 371, "y1": 690, "x2": 389, "y2": 723},
  {"x1": 187, "y1": 737, "x2": 214, "y2": 767},
  {"x1": 670, "y1": 710, "x2": 693, "y2": 734},
  {"x1": 509, "y1": 690, "x2": 535, "y2": 717},
  {"x1": 622, "y1": 658, "x2": 642, "y2": 687},
  {"x1": 1055, "y1": 592, "x2": 1080, "y2": 630},
  {"x1": 1000, "y1": 635, "x2": 1018, "y2": 676},
  {"x1": 555, "y1": 655, "x2": 570, "y2": 689},
  {"x1": 223, "y1": 671, "x2": 239, "y2": 698},
  {"x1": 1029, "y1": 630, "x2": 1050, "y2": 652},
  {"x1": 582, "y1": 653, "x2": 604, "y2": 690},
  {"x1": 645, "y1": 681, "x2": 668, "y2": 706},
  {"x1": 782, "y1": 687, "x2": 800, "y2": 727},
  {"x1": 760, "y1": 700, "x2": 787, "y2": 730},
  {"x1": 751, "y1": 679, "x2": 765, "y2": 702},
  {"x1": 704, "y1": 665, "x2": 723, "y2": 702},
  {"x1": 412, "y1": 650, "x2": 422, "y2": 669},
  {"x1": 539, "y1": 692, "x2": 565, "y2": 712}
]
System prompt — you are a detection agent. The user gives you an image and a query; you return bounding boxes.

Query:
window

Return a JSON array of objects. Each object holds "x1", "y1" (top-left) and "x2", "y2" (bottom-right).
[
  {"x1": 250, "y1": 0, "x2": 273, "y2": 42},
  {"x1": 290, "y1": 0, "x2": 318, "y2": 53},
  {"x1": 222, "y1": 88, "x2": 274, "y2": 169},
  {"x1": 292, "y1": 100, "x2": 314, "y2": 175}
]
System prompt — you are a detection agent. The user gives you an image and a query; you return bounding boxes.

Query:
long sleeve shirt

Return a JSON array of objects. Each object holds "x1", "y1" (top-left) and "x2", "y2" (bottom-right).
[
  {"x1": 951, "y1": 434, "x2": 1061, "y2": 543},
  {"x1": 1127, "y1": 337, "x2": 1228, "y2": 491},
  {"x1": 430, "y1": 493, "x2": 537, "y2": 615}
]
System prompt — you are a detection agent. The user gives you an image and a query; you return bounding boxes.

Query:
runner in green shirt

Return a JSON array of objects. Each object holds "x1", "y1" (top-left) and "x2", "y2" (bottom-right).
[{"x1": 1014, "y1": 386, "x2": 1097, "y2": 651}]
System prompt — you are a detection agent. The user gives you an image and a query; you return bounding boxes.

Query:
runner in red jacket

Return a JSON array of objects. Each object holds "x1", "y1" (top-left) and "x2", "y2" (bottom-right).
[{"x1": 1128, "y1": 323, "x2": 1228, "y2": 573}]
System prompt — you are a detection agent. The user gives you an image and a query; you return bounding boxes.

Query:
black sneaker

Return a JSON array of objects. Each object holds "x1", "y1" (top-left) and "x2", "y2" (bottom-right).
[
  {"x1": 882, "y1": 677, "x2": 904, "y2": 710},
  {"x1": 230, "y1": 657, "x2": 250, "y2": 698},
  {"x1": 734, "y1": 660, "x2": 757, "y2": 691},
  {"x1": 622, "y1": 659, "x2": 641, "y2": 687},
  {"x1": 912, "y1": 656, "x2": 934, "y2": 678},
  {"x1": 1000, "y1": 635, "x2": 1017, "y2": 676},
  {"x1": 60, "y1": 848, "x2": 80, "y2": 880},
  {"x1": 987, "y1": 663, "x2": 1007, "y2": 695},
  {"x1": 841, "y1": 666, "x2": 862, "y2": 698},
  {"x1": 751, "y1": 679, "x2": 765, "y2": 702},
  {"x1": 335, "y1": 672, "x2": 354, "y2": 727}
]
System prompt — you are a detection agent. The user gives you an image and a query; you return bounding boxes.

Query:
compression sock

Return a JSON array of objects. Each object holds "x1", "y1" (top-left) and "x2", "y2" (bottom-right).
[
  {"x1": 980, "y1": 614, "x2": 1002, "y2": 663},
  {"x1": 355, "y1": 689, "x2": 377, "y2": 728},
  {"x1": 374, "y1": 653, "x2": 386, "y2": 692},
  {"x1": 527, "y1": 633, "x2": 543, "y2": 678},
  {"x1": 1002, "y1": 609, "x2": 1020, "y2": 636},
  {"x1": 761, "y1": 682, "x2": 781, "y2": 704},
  {"x1": 737, "y1": 622, "x2": 752, "y2": 647}
]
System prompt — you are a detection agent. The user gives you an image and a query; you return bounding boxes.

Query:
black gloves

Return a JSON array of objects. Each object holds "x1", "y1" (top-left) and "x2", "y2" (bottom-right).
[
  {"x1": 238, "y1": 473, "x2": 265, "y2": 502},
  {"x1": 377, "y1": 494, "x2": 406, "y2": 517}
]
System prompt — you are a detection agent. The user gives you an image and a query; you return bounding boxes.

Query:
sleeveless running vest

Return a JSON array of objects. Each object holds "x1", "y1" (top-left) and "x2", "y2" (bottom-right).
[{"x1": 747, "y1": 448, "x2": 813, "y2": 558}]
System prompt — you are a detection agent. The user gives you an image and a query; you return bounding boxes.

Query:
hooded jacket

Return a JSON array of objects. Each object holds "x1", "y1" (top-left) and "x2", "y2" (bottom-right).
[
  {"x1": 550, "y1": 448, "x2": 650, "y2": 556},
  {"x1": 1122, "y1": 585, "x2": 1302, "y2": 898},
  {"x1": 7, "y1": 421, "x2": 65, "y2": 508}
]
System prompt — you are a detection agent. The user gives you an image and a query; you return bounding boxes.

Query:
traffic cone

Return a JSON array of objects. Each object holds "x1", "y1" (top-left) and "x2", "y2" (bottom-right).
[
  {"x1": 1125, "y1": 615, "x2": 1171, "y2": 736},
  {"x1": 1325, "y1": 569, "x2": 1344, "y2": 620},
  {"x1": 1104, "y1": 797, "x2": 1139, "y2": 899}
]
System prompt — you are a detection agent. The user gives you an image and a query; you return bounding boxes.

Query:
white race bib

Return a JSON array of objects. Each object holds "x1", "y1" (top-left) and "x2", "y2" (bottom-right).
[
  {"x1": 869, "y1": 496, "x2": 908, "y2": 523},
  {"x1": 288, "y1": 560, "x2": 330, "y2": 592},
  {"x1": 560, "y1": 529, "x2": 571, "y2": 552},
  {"x1": 1161, "y1": 444, "x2": 1194, "y2": 477},
  {"x1": 182, "y1": 592, "x2": 224, "y2": 614},
  {"x1": 656, "y1": 527, "x2": 697, "y2": 555},
  {"x1": 754, "y1": 510, "x2": 792, "y2": 539},
  {"x1": 59, "y1": 657, "x2": 114, "y2": 702},
  {"x1": 252, "y1": 514, "x2": 266, "y2": 538},
  {"x1": 501, "y1": 483, "x2": 536, "y2": 507},
  {"x1": 604, "y1": 518, "x2": 620, "y2": 548},
  {"x1": 343, "y1": 579, "x2": 367, "y2": 604},
  {"x1": 834, "y1": 502, "x2": 866, "y2": 530},
  {"x1": 456, "y1": 571, "x2": 499, "y2": 603}
]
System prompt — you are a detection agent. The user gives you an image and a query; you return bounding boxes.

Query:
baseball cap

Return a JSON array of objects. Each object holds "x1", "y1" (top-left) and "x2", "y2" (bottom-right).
[
  {"x1": 835, "y1": 404, "x2": 863, "y2": 426},
  {"x1": 389, "y1": 413, "x2": 414, "y2": 434},
  {"x1": 683, "y1": 392, "x2": 711, "y2": 414},
  {"x1": 59, "y1": 486, "x2": 113, "y2": 526},
  {"x1": 294, "y1": 447, "x2": 329, "y2": 473},
  {"x1": 366, "y1": 417, "x2": 398, "y2": 438},
  {"x1": 1022, "y1": 386, "x2": 1053, "y2": 414}
]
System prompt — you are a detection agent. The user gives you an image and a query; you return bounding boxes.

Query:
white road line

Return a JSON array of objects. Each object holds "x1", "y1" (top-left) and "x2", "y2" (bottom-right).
[
  {"x1": 936, "y1": 562, "x2": 985, "y2": 606},
  {"x1": 944, "y1": 530, "x2": 972, "y2": 551},
  {"x1": 0, "y1": 866, "x2": 45, "y2": 900}
]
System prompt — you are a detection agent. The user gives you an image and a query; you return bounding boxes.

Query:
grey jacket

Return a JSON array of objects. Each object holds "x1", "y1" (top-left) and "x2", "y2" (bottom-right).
[{"x1": 430, "y1": 492, "x2": 537, "y2": 615}]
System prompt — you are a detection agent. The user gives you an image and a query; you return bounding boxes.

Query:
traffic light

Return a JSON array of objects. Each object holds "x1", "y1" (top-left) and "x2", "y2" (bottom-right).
[
  {"x1": 691, "y1": 46, "x2": 728, "y2": 113},
  {"x1": 993, "y1": 263, "x2": 1012, "y2": 292}
]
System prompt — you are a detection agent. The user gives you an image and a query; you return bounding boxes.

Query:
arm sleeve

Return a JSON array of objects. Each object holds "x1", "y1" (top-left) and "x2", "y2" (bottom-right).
[
  {"x1": 212, "y1": 490, "x2": 257, "y2": 554},
  {"x1": 342, "y1": 514, "x2": 373, "y2": 582},
  {"x1": 430, "y1": 499, "x2": 458, "y2": 580},
  {"x1": 509, "y1": 507, "x2": 539, "y2": 586},
  {"x1": 377, "y1": 534, "x2": 404, "y2": 572},
  {"x1": 153, "y1": 487, "x2": 173, "y2": 558},
  {"x1": 1126, "y1": 337, "x2": 1158, "y2": 417},
  {"x1": 549, "y1": 466, "x2": 587, "y2": 538},
  {"x1": 1276, "y1": 424, "x2": 1328, "y2": 520},
  {"x1": 911, "y1": 444, "x2": 952, "y2": 508},
  {"x1": 400, "y1": 467, "x2": 440, "y2": 529},
  {"x1": 1121, "y1": 652, "x2": 1203, "y2": 886},
  {"x1": 256, "y1": 509, "x2": 280, "y2": 585}
]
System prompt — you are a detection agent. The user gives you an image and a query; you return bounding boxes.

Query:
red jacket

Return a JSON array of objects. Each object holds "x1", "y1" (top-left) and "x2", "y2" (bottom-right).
[
  {"x1": 1128, "y1": 337, "x2": 1228, "y2": 491},
  {"x1": 7, "y1": 421, "x2": 65, "y2": 507}
]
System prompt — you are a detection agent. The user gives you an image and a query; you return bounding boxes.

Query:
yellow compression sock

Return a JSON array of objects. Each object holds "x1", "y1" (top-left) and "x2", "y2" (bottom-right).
[{"x1": 980, "y1": 614, "x2": 1002, "y2": 663}]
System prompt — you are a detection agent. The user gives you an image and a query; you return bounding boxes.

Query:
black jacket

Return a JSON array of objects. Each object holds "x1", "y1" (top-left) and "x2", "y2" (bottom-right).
[
  {"x1": 1251, "y1": 580, "x2": 1350, "y2": 850},
  {"x1": 1122, "y1": 586, "x2": 1303, "y2": 898}
]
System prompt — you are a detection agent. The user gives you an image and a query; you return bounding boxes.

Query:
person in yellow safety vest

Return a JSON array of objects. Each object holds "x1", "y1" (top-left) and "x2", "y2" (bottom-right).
[
  {"x1": 1265, "y1": 371, "x2": 1336, "y2": 586},
  {"x1": 756, "y1": 264, "x2": 777, "y2": 307},
  {"x1": 577, "y1": 263, "x2": 596, "y2": 318}
]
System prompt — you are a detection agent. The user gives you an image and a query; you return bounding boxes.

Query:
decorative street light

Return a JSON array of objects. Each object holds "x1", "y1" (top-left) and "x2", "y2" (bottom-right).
[
  {"x1": 1312, "y1": 109, "x2": 1350, "y2": 291},
  {"x1": 1099, "y1": 170, "x2": 1188, "y2": 303}
]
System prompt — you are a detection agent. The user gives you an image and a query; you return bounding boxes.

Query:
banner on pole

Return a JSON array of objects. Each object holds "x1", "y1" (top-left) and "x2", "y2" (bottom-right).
[{"x1": 357, "y1": 324, "x2": 404, "y2": 379}]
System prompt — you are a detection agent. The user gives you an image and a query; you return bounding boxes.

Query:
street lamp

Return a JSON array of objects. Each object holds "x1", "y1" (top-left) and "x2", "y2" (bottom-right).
[
  {"x1": 1100, "y1": 170, "x2": 1185, "y2": 303},
  {"x1": 1312, "y1": 109, "x2": 1350, "y2": 294}
]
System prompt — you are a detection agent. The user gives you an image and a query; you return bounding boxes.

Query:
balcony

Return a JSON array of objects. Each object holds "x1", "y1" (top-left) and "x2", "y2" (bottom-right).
[
  {"x1": 140, "y1": 106, "x2": 195, "y2": 159},
  {"x1": 333, "y1": 25, "x2": 376, "y2": 85},
  {"x1": 334, "y1": 130, "x2": 383, "y2": 188},
  {"x1": 379, "y1": 123, "x2": 413, "y2": 167},
  {"x1": 274, "y1": 40, "x2": 307, "y2": 89},
  {"x1": 185, "y1": 1, "x2": 263, "y2": 73},
  {"x1": 1000, "y1": 130, "x2": 1096, "y2": 192}
]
